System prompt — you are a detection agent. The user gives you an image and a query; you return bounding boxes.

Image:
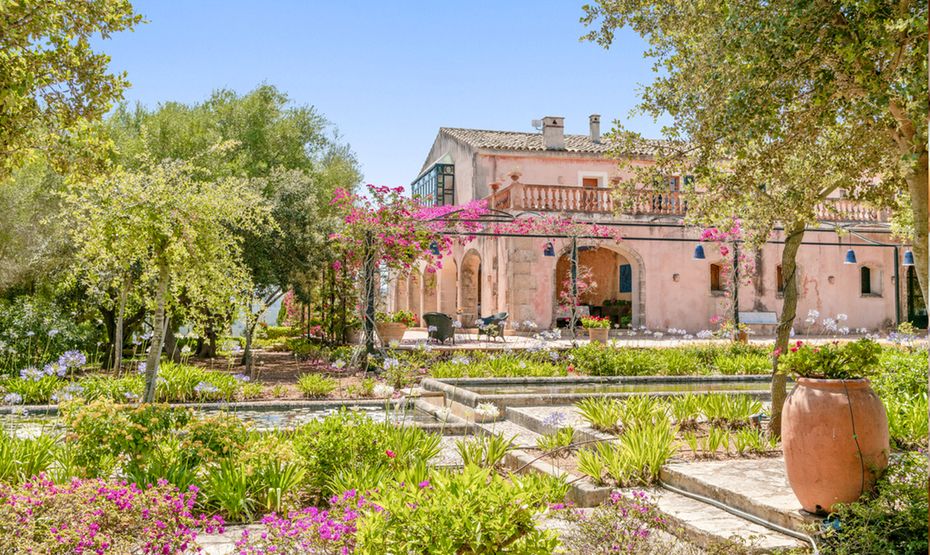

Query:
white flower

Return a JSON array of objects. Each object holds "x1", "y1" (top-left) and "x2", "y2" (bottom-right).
[
  {"x1": 388, "y1": 340, "x2": 400, "y2": 348},
  {"x1": 836, "y1": 313, "x2": 848, "y2": 321},
  {"x1": 653, "y1": 332, "x2": 664, "y2": 338},
  {"x1": 382, "y1": 357, "x2": 400, "y2": 370},
  {"x1": 47, "y1": 329, "x2": 59, "y2": 337},
  {"x1": 181, "y1": 345, "x2": 192, "y2": 355},
  {"x1": 839, "y1": 327, "x2": 850, "y2": 335},
  {"x1": 332, "y1": 359, "x2": 346, "y2": 369},
  {"x1": 474, "y1": 403, "x2": 500, "y2": 420},
  {"x1": 373, "y1": 383, "x2": 394, "y2": 398},
  {"x1": 789, "y1": 327, "x2": 796, "y2": 337},
  {"x1": 452, "y1": 321, "x2": 462, "y2": 329}
]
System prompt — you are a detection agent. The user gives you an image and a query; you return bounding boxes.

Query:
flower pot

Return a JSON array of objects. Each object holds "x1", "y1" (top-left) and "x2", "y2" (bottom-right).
[
  {"x1": 782, "y1": 378, "x2": 889, "y2": 514},
  {"x1": 586, "y1": 328, "x2": 609, "y2": 344},
  {"x1": 376, "y1": 323, "x2": 407, "y2": 345},
  {"x1": 735, "y1": 330, "x2": 748, "y2": 343}
]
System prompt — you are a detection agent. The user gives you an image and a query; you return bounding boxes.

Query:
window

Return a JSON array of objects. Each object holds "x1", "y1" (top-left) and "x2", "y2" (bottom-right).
[
  {"x1": 710, "y1": 264, "x2": 722, "y2": 292},
  {"x1": 411, "y1": 163, "x2": 455, "y2": 206},
  {"x1": 619, "y1": 264, "x2": 632, "y2": 293},
  {"x1": 860, "y1": 267, "x2": 873, "y2": 295},
  {"x1": 776, "y1": 265, "x2": 784, "y2": 294},
  {"x1": 582, "y1": 177, "x2": 600, "y2": 188}
]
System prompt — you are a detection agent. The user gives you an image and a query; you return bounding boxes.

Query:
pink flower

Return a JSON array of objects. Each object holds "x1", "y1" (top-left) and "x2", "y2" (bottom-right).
[{"x1": 385, "y1": 449, "x2": 395, "y2": 459}]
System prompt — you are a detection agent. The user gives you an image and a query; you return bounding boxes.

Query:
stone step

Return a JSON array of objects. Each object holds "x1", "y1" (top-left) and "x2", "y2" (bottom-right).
[
  {"x1": 660, "y1": 458, "x2": 820, "y2": 536},
  {"x1": 646, "y1": 487, "x2": 808, "y2": 553}
]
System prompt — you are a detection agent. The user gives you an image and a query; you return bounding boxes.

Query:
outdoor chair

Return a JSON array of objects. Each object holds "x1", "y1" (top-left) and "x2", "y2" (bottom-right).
[
  {"x1": 423, "y1": 312, "x2": 455, "y2": 345},
  {"x1": 476, "y1": 312, "x2": 509, "y2": 342}
]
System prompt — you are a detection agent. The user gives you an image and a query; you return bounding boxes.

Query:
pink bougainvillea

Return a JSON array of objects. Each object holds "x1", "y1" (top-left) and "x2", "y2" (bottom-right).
[{"x1": 0, "y1": 475, "x2": 223, "y2": 553}]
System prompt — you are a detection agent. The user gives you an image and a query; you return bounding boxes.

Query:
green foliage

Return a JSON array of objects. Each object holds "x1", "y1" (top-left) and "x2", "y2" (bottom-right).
[
  {"x1": 2, "y1": 375, "x2": 61, "y2": 404},
  {"x1": 291, "y1": 409, "x2": 439, "y2": 498},
  {"x1": 296, "y1": 374, "x2": 337, "y2": 398},
  {"x1": 698, "y1": 393, "x2": 763, "y2": 429},
  {"x1": 430, "y1": 352, "x2": 564, "y2": 379},
  {"x1": 570, "y1": 343, "x2": 772, "y2": 377},
  {"x1": 455, "y1": 434, "x2": 514, "y2": 469},
  {"x1": 203, "y1": 458, "x2": 255, "y2": 522},
  {"x1": 669, "y1": 393, "x2": 701, "y2": 428},
  {"x1": 577, "y1": 447, "x2": 608, "y2": 485},
  {"x1": 0, "y1": 0, "x2": 142, "y2": 176},
  {"x1": 377, "y1": 310, "x2": 417, "y2": 327},
  {"x1": 778, "y1": 339, "x2": 881, "y2": 380},
  {"x1": 0, "y1": 433, "x2": 59, "y2": 485},
  {"x1": 576, "y1": 397, "x2": 623, "y2": 433},
  {"x1": 613, "y1": 421, "x2": 678, "y2": 485},
  {"x1": 713, "y1": 352, "x2": 770, "y2": 375},
  {"x1": 618, "y1": 395, "x2": 668, "y2": 429},
  {"x1": 733, "y1": 428, "x2": 770, "y2": 456},
  {"x1": 820, "y1": 452, "x2": 928, "y2": 555},
  {"x1": 354, "y1": 465, "x2": 563, "y2": 554},
  {"x1": 0, "y1": 297, "x2": 101, "y2": 372},
  {"x1": 535, "y1": 427, "x2": 576, "y2": 455},
  {"x1": 260, "y1": 325, "x2": 301, "y2": 340}
]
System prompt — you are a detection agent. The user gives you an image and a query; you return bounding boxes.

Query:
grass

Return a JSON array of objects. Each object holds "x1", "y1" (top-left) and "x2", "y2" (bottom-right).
[{"x1": 296, "y1": 374, "x2": 337, "y2": 398}]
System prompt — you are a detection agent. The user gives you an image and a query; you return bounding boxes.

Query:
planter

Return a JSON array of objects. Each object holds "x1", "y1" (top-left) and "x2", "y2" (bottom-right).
[
  {"x1": 782, "y1": 378, "x2": 889, "y2": 514},
  {"x1": 586, "y1": 328, "x2": 610, "y2": 344},
  {"x1": 735, "y1": 330, "x2": 748, "y2": 343},
  {"x1": 376, "y1": 323, "x2": 408, "y2": 345},
  {"x1": 346, "y1": 329, "x2": 362, "y2": 344}
]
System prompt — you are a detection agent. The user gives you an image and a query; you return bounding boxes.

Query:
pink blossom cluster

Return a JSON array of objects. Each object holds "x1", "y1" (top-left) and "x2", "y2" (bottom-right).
[
  {"x1": 0, "y1": 475, "x2": 223, "y2": 554},
  {"x1": 235, "y1": 489, "x2": 376, "y2": 555}
]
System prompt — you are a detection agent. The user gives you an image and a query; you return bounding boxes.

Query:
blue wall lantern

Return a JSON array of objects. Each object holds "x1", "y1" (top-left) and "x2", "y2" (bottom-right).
[
  {"x1": 903, "y1": 250, "x2": 915, "y2": 267},
  {"x1": 844, "y1": 249, "x2": 857, "y2": 265},
  {"x1": 692, "y1": 244, "x2": 706, "y2": 260},
  {"x1": 429, "y1": 242, "x2": 440, "y2": 256},
  {"x1": 543, "y1": 242, "x2": 555, "y2": 257}
]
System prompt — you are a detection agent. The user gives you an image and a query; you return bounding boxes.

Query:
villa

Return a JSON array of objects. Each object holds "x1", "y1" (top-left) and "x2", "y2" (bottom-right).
[{"x1": 389, "y1": 115, "x2": 925, "y2": 334}]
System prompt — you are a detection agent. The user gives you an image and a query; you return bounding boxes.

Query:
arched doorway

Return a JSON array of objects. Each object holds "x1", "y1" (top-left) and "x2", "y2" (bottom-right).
[
  {"x1": 460, "y1": 250, "x2": 481, "y2": 326},
  {"x1": 553, "y1": 245, "x2": 644, "y2": 328},
  {"x1": 906, "y1": 266, "x2": 927, "y2": 329},
  {"x1": 407, "y1": 271, "x2": 422, "y2": 325}
]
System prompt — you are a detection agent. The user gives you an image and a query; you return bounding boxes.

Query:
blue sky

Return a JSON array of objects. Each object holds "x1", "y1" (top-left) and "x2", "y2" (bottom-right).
[{"x1": 98, "y1": 1, "x2": 667, "y2": 188}]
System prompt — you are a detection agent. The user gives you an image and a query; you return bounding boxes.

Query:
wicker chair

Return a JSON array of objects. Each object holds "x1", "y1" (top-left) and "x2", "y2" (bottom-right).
[
  {"x1": 423, "y1": 312, "x2": 455, "y2": 344},
  {"x1": 476, "y1": 312, "x2": 509, "y2": 342}
]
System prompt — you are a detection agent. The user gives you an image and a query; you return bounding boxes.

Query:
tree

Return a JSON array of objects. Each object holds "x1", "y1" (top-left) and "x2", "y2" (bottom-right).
[
  {"x1": 0, "y1": 0, "x2": 141, "y2": 176},
  {"x1": 106, "y1": 86, "x2": 360, "y2": 368},
  {"x1": 582, "y1": 0, "x2": 926, "y2": 436},
  {"x1": 66, "y1": 159, "x2": 270, "y2": 402},
  {"x1": 582, "y1": 0, "x2": 927, "y2": 296}
]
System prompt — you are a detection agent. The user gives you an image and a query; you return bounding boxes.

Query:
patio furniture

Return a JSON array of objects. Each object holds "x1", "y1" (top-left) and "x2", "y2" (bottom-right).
[
  {"x1": 476, "y1": 312, "x2": 509, "y2": 342},
  {"x1": 423, "y1": 312, "x2": 455, "y2": 345}
]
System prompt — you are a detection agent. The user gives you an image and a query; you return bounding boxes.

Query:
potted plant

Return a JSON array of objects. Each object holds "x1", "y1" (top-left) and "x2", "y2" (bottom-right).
[
  {"x1": 716, "y1": 319, "x2": 751, "y2": 343},
  {"x1": 777, "y1": 339, "x2": 889, "y2": 514},
  {"x1": 376, "y1": 310, "x2": 417, "y2": 345},
  {"x1": 581, "y1": 315, "x2": 611, "y2": 344}
]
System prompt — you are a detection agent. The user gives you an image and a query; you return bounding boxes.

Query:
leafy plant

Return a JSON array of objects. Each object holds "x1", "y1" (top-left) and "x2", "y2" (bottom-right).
[
  {"x1": 296, "y1": 373, "x2": 337, "y2": 398},
  {"x1": 615, "y1": 420, "x2": 678, "y2": 485},
  {"x1": 556, "y1": 490, "x2": 670, "y2": 554},
  {"x1": 455, "y1": 434, "x2": 514, "y2": 468},
  {"x1": 618, "y1": 395, "x2": 668, "y2": 430},
  {"x1": 669, "y1": 393, "x2": 701, "y2": 429},
  {"x1": 576, "y1": 397, "x2": 622, "y2": 433},
  {"x1": 376, "y1": 310, "x2": 417, "y2": 327},
  {"x1": 203, "y1": 458, "x2": 255, "y2": 523},
  {"x1": 535, "y1": 426, "x2": 575, "y2": 456},
  {"x1": 580, "y1": 315, "x2": 611, "y2": 328},
  {"x1": 577, "y1": 447, "x2": 607, "y2": 485},
  {"x1": 819, "y1": 452, "x2": 928, "y2": 555},
  {"x1": 777, "y1": 339, "x2": 881, "y2": 380}
]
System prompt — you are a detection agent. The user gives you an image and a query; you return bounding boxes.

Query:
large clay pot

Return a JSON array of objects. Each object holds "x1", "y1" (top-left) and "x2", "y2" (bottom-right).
[
  {"x1": 782, "y1": 378, "x2": 889, "y2": 514},
  {"x1": 376, "y1": 323, "x2": 407, "y2": 345},
  {"x1": 587, "y1": 328, "x2": 609, "y2": 344}
]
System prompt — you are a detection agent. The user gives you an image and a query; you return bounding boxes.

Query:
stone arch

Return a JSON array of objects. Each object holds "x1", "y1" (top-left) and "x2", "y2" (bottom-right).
[
  {"x1": 552, "y1": 243, "x2": 646, "y2": 328},
  {"x1": 460, "y1": 250, "x2": 482, "y2": 325}
]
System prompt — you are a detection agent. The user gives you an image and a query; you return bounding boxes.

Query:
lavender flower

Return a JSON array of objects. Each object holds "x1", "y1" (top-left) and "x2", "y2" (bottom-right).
[
  {"x1": 194, "y1": 382, "x2": 219, "y2": 395},
  {"x1": 3, "y1": 393, "x2": 22, "y2": 405},
  {"x1": 19, "y1": 367, "x2": 44, "y2": 381},
  {"x1": 233, "y1": 373, "x2": 250, "y2": 382}
]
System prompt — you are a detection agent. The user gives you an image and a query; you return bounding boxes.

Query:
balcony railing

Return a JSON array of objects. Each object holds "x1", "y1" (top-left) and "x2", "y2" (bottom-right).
[{"x1": 488, "y1": 182, "x2": 889, "y2": 223}]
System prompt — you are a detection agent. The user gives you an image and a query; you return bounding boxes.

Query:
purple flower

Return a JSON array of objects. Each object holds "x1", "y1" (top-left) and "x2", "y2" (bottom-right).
[{"x1": 58, "y1": 350, "x2": 86, "y2": 369}]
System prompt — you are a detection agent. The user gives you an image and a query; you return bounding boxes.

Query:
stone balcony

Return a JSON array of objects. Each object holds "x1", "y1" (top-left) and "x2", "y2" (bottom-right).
[{"x1": 487, "y1": 181, "x2": 890, "y2": 223}]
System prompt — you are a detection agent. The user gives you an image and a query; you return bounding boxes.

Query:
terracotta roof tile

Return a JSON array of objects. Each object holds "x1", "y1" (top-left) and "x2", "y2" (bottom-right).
[{"x1": 440, "y1": 127, "x2": 666, "y2": 157}]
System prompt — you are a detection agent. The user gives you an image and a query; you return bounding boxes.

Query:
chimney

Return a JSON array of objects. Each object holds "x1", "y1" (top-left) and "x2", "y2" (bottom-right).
[
  {"x1": 589, "y1": 114, "x2": 601, "y2": 143},
  {"x1": 542, "y1": 116, "x2": 565, "y2": 150}
]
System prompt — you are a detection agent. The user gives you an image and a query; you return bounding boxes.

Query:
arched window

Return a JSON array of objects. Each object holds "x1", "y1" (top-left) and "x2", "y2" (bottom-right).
[
  {"x1": 776, "y1": 265, "x2": 784, "y2": 294},
  {"x1": 860, "y1": 266, "x2": 872, "y2": 295},
  {"x1": 710, "y1": 264, "x2": 722, "y2": 292}
]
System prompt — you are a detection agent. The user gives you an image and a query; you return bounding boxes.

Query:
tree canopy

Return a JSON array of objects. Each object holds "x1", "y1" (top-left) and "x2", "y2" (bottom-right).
[{"x1": 0, "y1": 0, "x2": 141, "y2": 176}]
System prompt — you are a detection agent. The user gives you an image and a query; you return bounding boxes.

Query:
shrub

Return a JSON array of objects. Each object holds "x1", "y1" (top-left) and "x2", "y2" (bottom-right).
[
  {"x1": 354, "y1": 465, "x2": 563, "y2": 554},
  {"x1": 0, "y1": 297, "x2": 101, "y2": 374},
  {"x1": 820, "y1": 452, "x2": 928, "y2": 555},
  {"x1": 556, "y1": 490, "x2": 669, "y2": 553},
  {"x1": 296, "y1": 374, "x2": 337, "y2": 398},
  {"x1": 376, "y1": 310, "x2": 417, "y2": 327},
  {"x1": 261, "y1": 326, "x2": 301, "y2": 340},
  {"x1": 576, "y1": 397, "x2": 623, "y2": 433},
  {"x1": 777, "y1": 339, "x2": 881, "y2": 380},
  {"x1": 0, "y1": 433, "x2": 58, "y2": 484},
  {"x1": 430, "y1": 352, "x2": 564, "y2": 378},
  {"x1": 0, "y1": 475, "x2": 223, "y2": 553}
]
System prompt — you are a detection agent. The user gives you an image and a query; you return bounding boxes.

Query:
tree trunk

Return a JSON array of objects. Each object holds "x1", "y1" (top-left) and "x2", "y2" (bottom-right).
[
  {"x1": 114, "y1": 275, "x2": 130, "y2": 374},
  {"x1": 905, "y1": 153, "x2": 928, "y2": 308},
  {"x1": 197, "y1": 320, "x2": 219, "y2": 358},
  {"x1": 143, "y1": 262, "x2": 169, "y2": 403},
  {"x1": 100, "y1": 305, "x2": 117, "y2": 370},
  {"x1": 163, "y1": 317, "x2": 181, "y2": 363},
  {"x1": 769, "y1": 223, "x2": 805, "y2": 439},
  {"x1": 243, "y1": 320, "x2": 257, "y2": 378}
]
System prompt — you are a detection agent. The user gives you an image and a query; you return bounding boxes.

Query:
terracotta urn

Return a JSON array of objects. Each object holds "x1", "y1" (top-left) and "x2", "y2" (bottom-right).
[
  {"x1": 587, "y1": 328, "x2": 609, "y2": 344},
  {"x1": 781, "y1": 378, "x2": 889, "y2": 514},
  {"x1": 376, "y1": 323, "x2": 408, "y2": 345}
]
